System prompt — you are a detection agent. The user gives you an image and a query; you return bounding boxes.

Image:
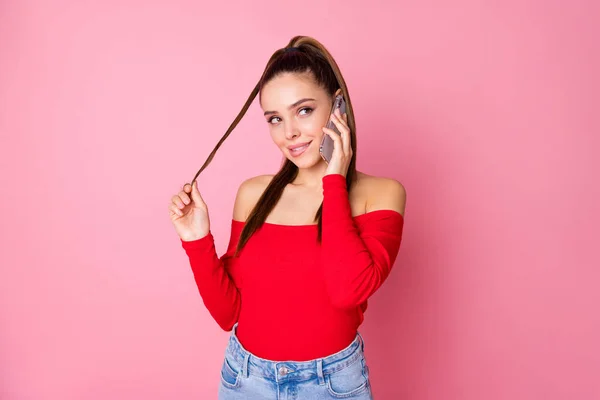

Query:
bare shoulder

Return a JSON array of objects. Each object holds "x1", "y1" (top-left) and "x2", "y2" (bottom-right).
[
  {"x1": 232, "y1": 174, "x2": 275, "y2": 221},
  {"x1": 358, "y1": 172, "x2": 406, "y2": 216}
]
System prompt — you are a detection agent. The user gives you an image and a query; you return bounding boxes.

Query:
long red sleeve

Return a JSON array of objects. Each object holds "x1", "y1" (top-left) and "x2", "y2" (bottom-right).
[
  {"x1": 178, "y1": 174, "x2": 404, "y2": 361},
  {"x1": 321, "y1": 173, "x2": 404, "y2": 310},
  {"x1": 180, "y1": 220, "x2": 243, "y2": 331}
]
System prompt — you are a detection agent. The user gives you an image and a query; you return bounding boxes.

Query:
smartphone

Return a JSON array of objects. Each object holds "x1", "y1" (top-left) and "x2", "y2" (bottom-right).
[{"x1": 319, "y1": 94, "x2": 347, "y2": 164}]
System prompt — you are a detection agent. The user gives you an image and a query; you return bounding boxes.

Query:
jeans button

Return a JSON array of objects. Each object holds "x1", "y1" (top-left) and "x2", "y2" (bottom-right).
[{"x1": 279, "y1": 366, "x2": 288, "y2": 375}]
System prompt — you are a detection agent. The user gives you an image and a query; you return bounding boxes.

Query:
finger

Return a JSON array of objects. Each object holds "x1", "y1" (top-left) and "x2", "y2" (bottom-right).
[
  {"x1": 178, "y1": 191, "x2": 191, "y2": 205},
  {"x1": 323, "y1": 125, "x2": 341, "y2": 140},
  {"x1": 179, "y1": 192, "x2": 192, "y2": 206},
  {"x1": 190, "y1": 180, "x2": 205, "y2": 206},
  {"x1": 336, "y1": 111, "x2": 351, "y2": 155},
  {"x1": 171, "y1": 195, "x2": 185, "y2": 210},
  {"x1": 169, "y1": 203, "x2": 183, "y2": 217},
  {"x1": 330, "y1": 113, "x2": 351, "y2": 155},
  {"x1": 331, "y1": 111, "x2": 350, "y2": 135},
  {"x1": 335, "y1": 108, "x2": 348, "y2": 125},
  {"x1": 322, "y1": 126, "x2": 342, "y2": 152},
  {"x1": 333, "y1": 108, "x2": 350, "y2": 133}
]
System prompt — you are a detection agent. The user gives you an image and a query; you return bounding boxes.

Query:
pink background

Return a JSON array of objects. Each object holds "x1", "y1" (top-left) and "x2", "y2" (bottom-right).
[{"x1": 1, "y1": 1, "x2": 598, "y2": 399}]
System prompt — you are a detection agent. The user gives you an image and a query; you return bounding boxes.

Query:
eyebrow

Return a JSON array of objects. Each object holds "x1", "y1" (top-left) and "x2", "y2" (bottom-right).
[{"x1": 263, "y1": 98, "x2": 316, "y2": 116}]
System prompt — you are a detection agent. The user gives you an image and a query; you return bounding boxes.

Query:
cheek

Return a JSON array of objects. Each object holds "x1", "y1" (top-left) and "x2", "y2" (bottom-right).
[
  {"x1": 301, "y1": 116, "x2": 327, "y2": 137},
  {"x1": 269, "y1": 129, "x2": 286, "y2": 146}
]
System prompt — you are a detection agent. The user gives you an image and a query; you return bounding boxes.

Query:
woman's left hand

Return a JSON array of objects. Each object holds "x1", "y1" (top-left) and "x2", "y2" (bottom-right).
[{"x1": 323, "y1": 108, "x2": 352, "y2": 178}]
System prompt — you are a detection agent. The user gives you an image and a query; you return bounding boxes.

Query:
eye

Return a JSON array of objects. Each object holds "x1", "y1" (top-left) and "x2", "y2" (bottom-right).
[
  {"x1": 299, "y1": 107, "x2": 313, "y2": 116},
  {"x1": 267, "y1": 107, "x2": 314, "y2": 125}
]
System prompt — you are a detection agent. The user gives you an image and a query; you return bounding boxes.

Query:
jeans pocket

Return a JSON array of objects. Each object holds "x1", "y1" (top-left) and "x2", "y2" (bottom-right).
[
  {"x1": 220, "y1": 355, "x2": 242, "y2": 389},
  {"x1": 326, "y1": 356, "x2": 370, "y2": 398}
]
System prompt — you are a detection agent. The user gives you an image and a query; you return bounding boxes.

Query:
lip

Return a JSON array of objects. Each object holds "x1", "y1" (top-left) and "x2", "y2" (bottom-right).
[
  {"x1": 288, "y1": 141, "x2": 312, "y2": 157},
  {"x1": 287, "y1": 141, "x2": 312, "y2": 150}
]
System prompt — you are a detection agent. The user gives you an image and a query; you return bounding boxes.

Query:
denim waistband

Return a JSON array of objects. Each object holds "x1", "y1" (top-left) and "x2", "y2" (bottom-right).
[{"x1": 225, "y1": 322, "x2": 366, "y2": 383}]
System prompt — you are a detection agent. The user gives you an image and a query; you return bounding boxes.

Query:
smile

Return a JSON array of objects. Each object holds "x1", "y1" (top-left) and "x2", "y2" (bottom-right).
[{"x1": 289, "y1": 141, "x2": 312, "y2": 156}]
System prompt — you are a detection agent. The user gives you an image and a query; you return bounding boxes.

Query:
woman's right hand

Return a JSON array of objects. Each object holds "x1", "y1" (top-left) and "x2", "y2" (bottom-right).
[{"x1": 169, "y1": 181, "x2": 210, "y2": 241}]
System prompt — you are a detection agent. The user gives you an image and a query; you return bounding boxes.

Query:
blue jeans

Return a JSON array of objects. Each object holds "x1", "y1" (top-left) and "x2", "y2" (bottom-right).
[{"x1": 218, "y1": 322, "x2": 374, "y2": 399}]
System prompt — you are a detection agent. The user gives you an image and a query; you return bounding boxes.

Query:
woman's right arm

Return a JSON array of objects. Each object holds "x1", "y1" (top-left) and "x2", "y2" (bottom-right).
[
  {"x1": 180, "y1": 221, "x2": 242, "y2": 332},
  {"x1": 171, "y1": 180, "x2": 249, "y2": 331}
]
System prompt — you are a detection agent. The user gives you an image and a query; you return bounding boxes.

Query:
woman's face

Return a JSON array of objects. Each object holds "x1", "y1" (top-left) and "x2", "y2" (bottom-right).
[{"x1": 260, "y1": 72, "x2": 338, "y2": 168}]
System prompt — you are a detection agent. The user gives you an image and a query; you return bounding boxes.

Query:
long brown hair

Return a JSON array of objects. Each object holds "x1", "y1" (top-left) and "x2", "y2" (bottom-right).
[{"x1": 189, "y1": 36, "x2": 357, "y2": 256}]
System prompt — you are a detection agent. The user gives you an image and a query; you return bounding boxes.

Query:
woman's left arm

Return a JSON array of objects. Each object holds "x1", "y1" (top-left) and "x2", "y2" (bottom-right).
[{"x1": 321, "y1": 173, "x2": 406, "y2": 309}]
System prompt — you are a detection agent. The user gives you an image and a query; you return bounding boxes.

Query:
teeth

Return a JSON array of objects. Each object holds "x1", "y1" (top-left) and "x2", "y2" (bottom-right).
[{"x1": 292, "y1": 143, "x2": 309, "y2": 151}]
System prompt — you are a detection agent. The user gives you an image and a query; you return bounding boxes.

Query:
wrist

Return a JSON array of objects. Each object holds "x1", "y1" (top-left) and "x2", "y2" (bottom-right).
[{"x1": 180, "y1": 231, "x2": 210, "y2": 242}]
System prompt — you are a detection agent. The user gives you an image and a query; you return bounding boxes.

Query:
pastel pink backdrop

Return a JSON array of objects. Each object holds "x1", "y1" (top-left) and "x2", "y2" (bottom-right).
[{"x1": 1, "y1": 1, "x2": 598, "y2": 399}]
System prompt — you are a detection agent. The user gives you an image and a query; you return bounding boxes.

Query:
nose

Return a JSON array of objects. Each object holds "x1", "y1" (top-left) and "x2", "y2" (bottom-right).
[{"x1": 284, "y1": 121, "x2": 300, "y2": 140}]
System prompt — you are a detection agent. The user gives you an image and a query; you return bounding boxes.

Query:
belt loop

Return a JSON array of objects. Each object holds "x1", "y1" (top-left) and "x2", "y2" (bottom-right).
[
  {"x1": 316, "y1": 359, "x2": 325, "y2": 385},
  {"x1": 242, "y1": 352, "x2": 250, "y2": 378}
]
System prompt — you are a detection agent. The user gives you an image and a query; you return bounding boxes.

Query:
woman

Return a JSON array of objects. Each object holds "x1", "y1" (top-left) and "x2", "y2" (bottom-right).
[{"x1": 169, "y1": 36, "x2": 406, "y2": 399}]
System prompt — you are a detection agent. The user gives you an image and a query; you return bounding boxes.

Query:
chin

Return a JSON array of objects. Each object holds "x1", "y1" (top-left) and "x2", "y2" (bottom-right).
[{"x1": 287, "y1": 152, "x2": 324, "y2": 169}]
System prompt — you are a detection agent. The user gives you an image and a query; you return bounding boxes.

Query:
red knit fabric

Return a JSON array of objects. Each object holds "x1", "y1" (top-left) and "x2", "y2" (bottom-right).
[{"x1": 181, "y1": 174, "x2": 404, "y2": 361}]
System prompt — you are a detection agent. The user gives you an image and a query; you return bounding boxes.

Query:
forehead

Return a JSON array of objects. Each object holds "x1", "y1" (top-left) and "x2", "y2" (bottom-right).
[{"x1": 260, "y1": 72, "x2": 327, "y2": 109}]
